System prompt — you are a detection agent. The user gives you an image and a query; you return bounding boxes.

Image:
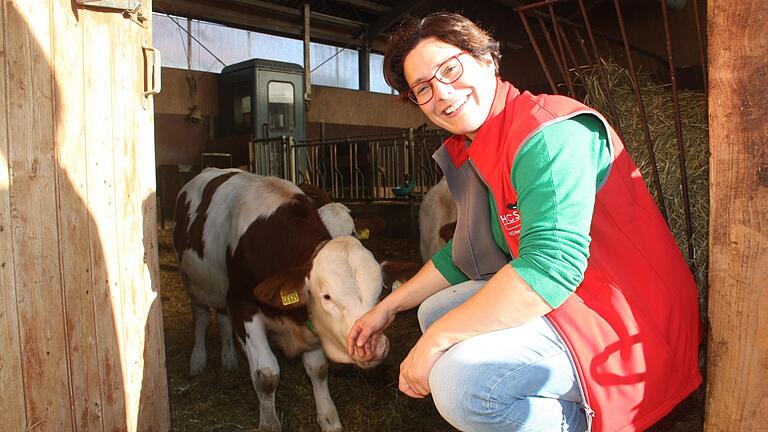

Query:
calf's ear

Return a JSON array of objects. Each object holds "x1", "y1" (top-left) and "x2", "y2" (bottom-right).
[
  {"x1": 380, "y1": 260, "x2": 421, "y2": 291},
  {"x1": 252, "y1": 268, "x2": 309, "y2": 310},
  {"x1": 439, "y1": 222, "x2": 457, "y2": 242}
]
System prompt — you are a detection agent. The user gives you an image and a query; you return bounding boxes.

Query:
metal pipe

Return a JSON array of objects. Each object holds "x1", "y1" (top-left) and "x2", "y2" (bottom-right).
[
  {"x1": 350, "y1": 138, "x2": 355, "y2": 198},
  {"x1": 303, "y1": 3, "x2": 312, "y2": 105},
  {"x1": 573, "y1": 28, "x2": 592, "y2": 66},
  {"x1": 559, "y1": 25, "x2": 582, "y2": 70},
  {"x1": 514, "y1": 0, "x2": 568, "y2": 13},
  {"x1": 547, "y1": 4, "x2": 576, "y2": 96},
  {"x1": 691, "y1": 0, "x2": 708, "y2": 94},
  {"x1": 660, "y1": 0, "x2": 695, "y2": 263},
  {"x1": 407, "y1": 128, "x2": 415, "y2": 180},
  {"x1": 519, "y1": 12, "x2": 559, "y2": 94},
  {"x1": 288, "y1": 136, "x2": 297, "y2": 183},
  {"x1": 539, "y1": 18, "x2": 569, "y2": 94},
  {"x1": 576, "y1": 0, "x2": 621, "y2": 134},
  {"x1": 613, "y1": 0, "x2": 669, "y2": 221}
]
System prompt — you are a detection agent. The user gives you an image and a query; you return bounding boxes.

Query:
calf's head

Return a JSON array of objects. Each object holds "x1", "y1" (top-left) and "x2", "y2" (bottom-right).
[
  {"x1": 252, "y1": 236, "x2": 389, "y2": 368},
  {"x1": 308, "y1": 236, "x2": 389, "y2": 367}
]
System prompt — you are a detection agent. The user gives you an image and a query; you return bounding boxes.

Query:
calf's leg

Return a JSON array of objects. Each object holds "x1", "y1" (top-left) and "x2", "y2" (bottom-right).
[
  {"x1": 302, "y1": 348, "x2": 342, "y2": 432},
  {"x1": 241, "y1": 315, "x2": 282, "y2": 432},
  {"x1": 216, "y1": 308, "x2": 238, "y2": 371},
  {"x1": 189, "y1": 302, "x2": 210, "y2": 376}
]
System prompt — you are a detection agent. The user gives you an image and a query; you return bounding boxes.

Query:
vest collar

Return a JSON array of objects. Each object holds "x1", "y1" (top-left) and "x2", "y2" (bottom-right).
[{"x1": 443, "y1": 79, "x2": 520, "y2": 168}]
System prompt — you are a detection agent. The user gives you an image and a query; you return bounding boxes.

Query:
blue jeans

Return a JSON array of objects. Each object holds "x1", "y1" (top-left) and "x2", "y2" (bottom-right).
[{"x1": 419, "y1": 280, "x2": 588, "y2": 432}]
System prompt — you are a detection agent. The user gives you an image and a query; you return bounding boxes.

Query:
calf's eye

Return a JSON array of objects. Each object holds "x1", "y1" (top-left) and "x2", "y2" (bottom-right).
[{"x1": 323, "y1": 294, "x2": 332, "y2": 301}]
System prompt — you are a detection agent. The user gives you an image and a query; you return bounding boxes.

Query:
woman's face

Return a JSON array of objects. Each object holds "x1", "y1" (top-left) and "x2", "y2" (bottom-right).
[{"x1": 403, "y1": 37, "x2": 497, "y2": 138}]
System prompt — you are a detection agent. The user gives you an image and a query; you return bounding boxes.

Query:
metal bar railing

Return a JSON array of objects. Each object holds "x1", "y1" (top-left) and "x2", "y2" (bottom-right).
[
  {"x1": 513, "y1": 0, "x2": 703, "y2": 268},
  {"x1": 660, "y1": 0, "x2": 695, "y2": 264},
  {"x1": 539, "y1": 17, "x2": 570, "y2": 94},
  {"x1": 611, "y1": 0, "x2": 669, "y2": 221},
  {"x1": 519, "y1": 12, "x2": 559, "y2": 94},
  {"x1": 547, "y1": 4, "x2": 576, "y2": 96},
  {"x1": 691, "y1": 0, "x2": 708, "y2": 95},
  {"x1": 576, "y1": 0, "x2": 622, "y2": 135},
  {"x1": 254, "y1": 129, "x2": 444, "y2": 202}
]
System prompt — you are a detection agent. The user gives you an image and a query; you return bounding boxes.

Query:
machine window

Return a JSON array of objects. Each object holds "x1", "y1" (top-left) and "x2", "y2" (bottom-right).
[
  {"x1": 267, "y1": 81, "x2": 295, "y2": 132},
  {"x1": 232, "y1": 81, "x2": 251, "y2": 133}
]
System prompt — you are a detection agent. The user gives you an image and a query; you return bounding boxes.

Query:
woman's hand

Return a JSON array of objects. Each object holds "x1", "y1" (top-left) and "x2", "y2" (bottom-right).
[
  {"x1": 347, "y1": 303, "x2": 397, "y2": 362},
  {"x1": 399, "y1": 334, "x2": 448, "y2": 398}
]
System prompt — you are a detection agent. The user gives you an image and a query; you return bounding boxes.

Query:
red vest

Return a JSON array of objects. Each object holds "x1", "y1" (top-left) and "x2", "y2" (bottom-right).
[{"x1": 443, "y1": 81, "x2": 701, "y2": 431}]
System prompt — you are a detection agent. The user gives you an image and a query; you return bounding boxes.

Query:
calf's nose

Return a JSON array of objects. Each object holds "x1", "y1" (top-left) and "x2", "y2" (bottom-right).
[{"x1": 353, "y1": 334, "x2": 390, "y2": 369}]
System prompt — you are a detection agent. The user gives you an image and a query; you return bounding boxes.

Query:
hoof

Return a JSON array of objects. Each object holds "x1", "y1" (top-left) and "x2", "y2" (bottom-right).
[
  {"x1": 318, "y1": 415, "x2": 342, "y2": 432},
  {"x1": 258, "y1": 418, "x2": 281, "y2": 432},
  {"x1": 222, "y1": 352, "x2": 238, "y2": 371},
  {"x1": 189, "y1": 360, "x2": 206, "y2": 376}
]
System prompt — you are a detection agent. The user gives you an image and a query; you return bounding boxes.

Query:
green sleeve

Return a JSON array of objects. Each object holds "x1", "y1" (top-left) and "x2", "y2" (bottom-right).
[
  {"x1": 430, "y1": 239, "x2": 470, "y2": 285},
  {"x1": 508, "y1": 114, "x2": 611, "y2": 308}
]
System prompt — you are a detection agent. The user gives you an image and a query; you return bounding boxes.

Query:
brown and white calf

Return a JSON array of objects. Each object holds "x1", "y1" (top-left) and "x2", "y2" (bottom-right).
[
  {"x1": 418, "y1": 177, "x2": 457, "y2": 263},
  {"x1": 173, "y1": 168, "x2": 389, "y2": 432}
]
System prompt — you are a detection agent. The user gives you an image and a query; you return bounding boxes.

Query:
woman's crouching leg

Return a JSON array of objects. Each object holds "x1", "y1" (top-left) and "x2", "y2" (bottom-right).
[{"x1": 428, "y1": 317, "x2": 588, "y2": 432}]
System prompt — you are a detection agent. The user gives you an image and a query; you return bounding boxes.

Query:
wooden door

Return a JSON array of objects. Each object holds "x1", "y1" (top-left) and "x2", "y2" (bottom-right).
[{"x1": 0, "y1": 1, "x2": 169, "y2": 431}]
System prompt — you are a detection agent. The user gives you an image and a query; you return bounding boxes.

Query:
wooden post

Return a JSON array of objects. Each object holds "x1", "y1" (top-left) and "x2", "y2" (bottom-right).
[{"x1": 705, "y1": 1, "x2": 768, "y2": 430}]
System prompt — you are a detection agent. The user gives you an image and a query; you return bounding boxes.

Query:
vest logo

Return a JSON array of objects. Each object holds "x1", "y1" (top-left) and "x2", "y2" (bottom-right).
[{"x1": 500, "y1": 202, "x2": 521, "y2": 236}]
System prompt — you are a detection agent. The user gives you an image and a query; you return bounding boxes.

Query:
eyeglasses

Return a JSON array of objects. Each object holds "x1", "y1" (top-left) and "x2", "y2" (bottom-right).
[{"x1": 407, "y1": 52, "x2": 468, "y2": 105}]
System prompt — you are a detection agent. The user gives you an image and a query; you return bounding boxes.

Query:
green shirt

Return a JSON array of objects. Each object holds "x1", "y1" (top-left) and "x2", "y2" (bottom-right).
[{"x1": 431, "y1": 114, "x2": 612, "y2": 308}]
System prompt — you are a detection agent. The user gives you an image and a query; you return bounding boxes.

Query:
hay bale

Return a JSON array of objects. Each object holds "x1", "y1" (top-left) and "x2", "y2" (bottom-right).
[{"x1": 573, "y1": 61, "x2": 710, "y2": 314}]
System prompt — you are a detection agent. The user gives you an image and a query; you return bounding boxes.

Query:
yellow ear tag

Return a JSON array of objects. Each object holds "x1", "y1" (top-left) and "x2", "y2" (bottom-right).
[
  {"x1": 356, "y1": 228, "x2": 370, "y2": 240},
  {"x1": 281, "y1": 291, "x2": 300, "y2": 306}
]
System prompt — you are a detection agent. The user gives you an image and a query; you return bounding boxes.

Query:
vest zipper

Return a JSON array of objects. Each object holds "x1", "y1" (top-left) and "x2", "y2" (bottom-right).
[{"x1": 543, "y1": 316, "x2": 595, "y2": 432}]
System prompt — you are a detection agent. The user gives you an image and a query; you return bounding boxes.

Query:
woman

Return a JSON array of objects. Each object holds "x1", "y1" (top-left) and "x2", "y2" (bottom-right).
[{"x1": 347, "y1": 13, "x2": 701, "y2": 432}]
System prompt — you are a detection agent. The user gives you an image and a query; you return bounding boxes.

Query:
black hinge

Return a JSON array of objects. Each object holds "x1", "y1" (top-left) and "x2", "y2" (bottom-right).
[{"x1": 75, "y1": 0, "x2": 141, "y2": 10}]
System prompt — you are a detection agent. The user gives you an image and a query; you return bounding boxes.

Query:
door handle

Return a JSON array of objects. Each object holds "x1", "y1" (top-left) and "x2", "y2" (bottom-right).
[{"x1": 142, "y1": 42, "x2": 161, "y2": 101}]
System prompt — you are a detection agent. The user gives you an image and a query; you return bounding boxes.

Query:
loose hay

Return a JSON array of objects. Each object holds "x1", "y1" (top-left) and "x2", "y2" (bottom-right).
[{"x1": 573, "y1": 61, "x2": 710, "y2": 316}]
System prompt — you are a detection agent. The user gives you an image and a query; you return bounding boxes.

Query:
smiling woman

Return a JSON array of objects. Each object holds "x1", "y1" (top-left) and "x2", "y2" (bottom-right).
[{"x1": 347, "y1": 12, "x2": 703, "y2": 432}]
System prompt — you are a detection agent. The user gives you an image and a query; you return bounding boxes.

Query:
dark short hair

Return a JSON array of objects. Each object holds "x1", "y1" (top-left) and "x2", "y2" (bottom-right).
[{"x1": 383, "y1": 12, "x2": 501, "y2": 102}]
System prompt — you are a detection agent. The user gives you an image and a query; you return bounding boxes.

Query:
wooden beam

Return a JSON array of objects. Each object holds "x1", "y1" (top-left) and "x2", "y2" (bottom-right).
[
  {"x1": 154, "y1": 0, "x2": 373, "y2": 48},
  {"x1": 365, "y1": 0, "x2": 435, "y2": 38},
  {"x1": 705, "y1": 0, "x2": 768, "y2": 430},
  {"x1": 328, "y1": 0, "x2": 391, "y2": 15}
]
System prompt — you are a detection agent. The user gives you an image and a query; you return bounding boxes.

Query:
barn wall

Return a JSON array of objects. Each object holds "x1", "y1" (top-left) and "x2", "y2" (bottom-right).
[
  {"x1": 0, "y1": 1, "x2": 169, "y2": 431},
  {"x1": 154, "y1": 69, "x2": 429, "y2": 167},
  {"x1": 307, "y1": 85, "x2": 427, "y2": 129},
  {"x1": 154, "y1": 68, "x2": 218, "y2": 166},
  {"x1": 155, "y1": 68, "x2": 219, "y2": 116}
]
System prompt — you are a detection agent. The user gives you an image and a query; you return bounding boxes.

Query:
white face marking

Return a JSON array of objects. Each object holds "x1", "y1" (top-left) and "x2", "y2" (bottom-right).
[
  {"x1": 306, "y1": 236, "x2": 389, "y2": 367},
  {"x1": 317, "y1": 202, "x2": 355, "y2": 238}
]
